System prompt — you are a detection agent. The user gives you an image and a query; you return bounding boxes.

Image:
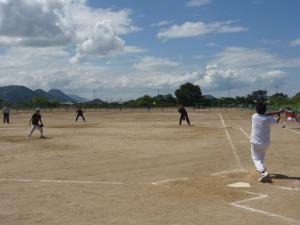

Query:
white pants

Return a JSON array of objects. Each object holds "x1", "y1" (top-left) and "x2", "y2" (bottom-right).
[
  {"x1": 28, "y1": 125, "x2": 43, "y2": 137},
  {"x1": 251, "y1": 144, "x2": 269, "y2": 172}
]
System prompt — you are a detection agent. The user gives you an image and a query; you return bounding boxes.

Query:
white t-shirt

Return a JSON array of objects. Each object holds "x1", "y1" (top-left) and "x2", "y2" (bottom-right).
[{"x1": 250, "y1": 113, "x2": 277, "y2": 146}]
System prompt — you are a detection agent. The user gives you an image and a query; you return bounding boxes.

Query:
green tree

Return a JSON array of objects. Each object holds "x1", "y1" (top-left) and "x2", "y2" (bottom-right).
[
  {"x1": 153, "y1": 94, "x2": 177, "y2": 106},
  {"x1": 235, "y1": 96, "x2": 250, "y2": 107},
  {"x1": 31, "y1": 96, "x2": 50, "y2": 107},
  {"x1": 175, "y1": 83, "x2": 202, "y2": 106},
  {"x1": 291, "y1": 92, "x2": 300, "y2": 103},
  {"x1": 269, "y1": 93, "x2": 289, "y2": 105},
  {"x1": 135, "y1": 95, "x2": 154, "y2": 106},
  {"x1": 247, "y1": 90, "x2": 268, "y2": 103}
]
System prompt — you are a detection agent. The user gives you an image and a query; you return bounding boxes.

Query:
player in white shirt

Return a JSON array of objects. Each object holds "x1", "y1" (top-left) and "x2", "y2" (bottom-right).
[{"x1": 250, "y1": 103, "x2": 283, "y2": 182}]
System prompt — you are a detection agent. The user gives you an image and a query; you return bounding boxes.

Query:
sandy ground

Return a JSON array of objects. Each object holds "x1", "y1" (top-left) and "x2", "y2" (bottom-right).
[{"x1": 0, "y1": 109, "x2": 299, "y2": 225}]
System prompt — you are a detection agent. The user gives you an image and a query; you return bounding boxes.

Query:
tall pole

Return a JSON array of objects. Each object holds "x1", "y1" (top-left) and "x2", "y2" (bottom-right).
[
  {"x1": 93, "y1": 88, "x2": 95, "y2": 101},
  {"x1": 157, "y1": 88, "x2": 160, "y2": 96},
  {"x1": 228, "y1": 79, "x2": 231, "y2": 99}
]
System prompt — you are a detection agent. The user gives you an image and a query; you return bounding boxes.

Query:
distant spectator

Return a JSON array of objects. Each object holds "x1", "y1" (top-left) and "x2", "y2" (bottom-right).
[{"x1": 3, "y1": 106, "x2": 10, "y2": 124}]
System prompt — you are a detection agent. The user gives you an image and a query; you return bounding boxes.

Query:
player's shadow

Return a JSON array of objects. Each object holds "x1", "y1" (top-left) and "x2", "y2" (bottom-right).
[{"x1": 270, "y1": 174, "x2": 300, "y2": 181}]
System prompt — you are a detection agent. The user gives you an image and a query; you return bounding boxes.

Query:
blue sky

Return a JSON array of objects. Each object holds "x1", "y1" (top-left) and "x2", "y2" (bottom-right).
[{"x1": 0, "y1": 0, "x2": 300, "y2": 100}]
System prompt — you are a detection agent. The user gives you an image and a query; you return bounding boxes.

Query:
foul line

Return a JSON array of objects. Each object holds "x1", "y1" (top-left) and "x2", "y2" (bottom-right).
[
  {"x1": 211, "y1": 169, "x2": 248, "y2": 178},
  {"x1": 273, "y1": 185, "x2": 299, "y2": 192},
  {"x1": 287, "y1": 128, "x2": 300, "y2": 136},
  {"x1": 230, "y1": 191, "x2": 300, "y2": 224},
  {"x1": 151, "y1": 177, "x2": 189, "y2": 185},
  {"x1": 0, "y1": 178, "x2": 123, "y2": 185},
  {"x1": 239, "y1": 127, "x2": 250, "y2": 140},
  {"x1": 218, "y1": 113, "x2": 244, "y2": 171}
]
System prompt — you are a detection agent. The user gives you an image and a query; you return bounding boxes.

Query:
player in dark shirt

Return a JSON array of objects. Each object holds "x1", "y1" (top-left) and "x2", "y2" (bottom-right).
[
  {"x1": 3, "y1": 106, "x2": 10, "y2": 124},
  {"x1": 178, "y1": 104, "x2": 191, "y2": 126},
  {"x1": 27, "y1": 108, "x2": 45, "y2": 139},
  {"x1": 76, "y1": 107, "x2": 86, "y2": 122}
]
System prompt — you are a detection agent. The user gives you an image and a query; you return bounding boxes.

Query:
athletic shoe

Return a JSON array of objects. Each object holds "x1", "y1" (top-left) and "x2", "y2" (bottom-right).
[
  {"x1": 40, "y1": 135, "x2": 46, "y2": 139},
  {"x1": 26, "y1": 136, "x2": 29, "y2": 140},
  {"x1": 281, "y1": 125, "x2": 285, "y2": 128},
  {"x1": 258, "y1": 171, "x2": 271, "y2": 183}
]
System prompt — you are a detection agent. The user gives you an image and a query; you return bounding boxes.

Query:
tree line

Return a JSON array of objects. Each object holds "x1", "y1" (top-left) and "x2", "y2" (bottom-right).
[{"x1": 1, "y1": 83, "x2": 299, "y2": 109}]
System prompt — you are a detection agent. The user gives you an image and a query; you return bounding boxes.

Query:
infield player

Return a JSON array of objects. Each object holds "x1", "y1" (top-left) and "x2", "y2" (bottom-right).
[
  {"x1": 178, "y1": 104, "x2": 191, "y2": 126},
  {"x1": 281, "y1": 107, "x2": 300, "y2": 128},
  {"x1": 250, "y1": 103, "x2": 282, "y2": 183},
  {"x1": 76, "y1": 106, "x2": 86, "y2": 122},
  {"x1": 27, "y1": 108, "x2": 45, "y2": 139}
]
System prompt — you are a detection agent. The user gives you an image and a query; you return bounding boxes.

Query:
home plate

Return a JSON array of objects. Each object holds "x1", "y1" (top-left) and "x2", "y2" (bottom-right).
[{"x1": 227, "y1": 182, "x2": 251, "y2": 188}]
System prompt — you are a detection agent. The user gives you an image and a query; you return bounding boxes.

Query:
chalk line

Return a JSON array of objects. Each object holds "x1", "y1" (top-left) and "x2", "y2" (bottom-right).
[
  {"x1": 0, "y1": 178, "x2": 123, "y2": 185},
  {"x1": 239, "y1": 127, "x2": 250, "y2": 140},
  {"x1": 287, "y1": 128, "x2": 300, "y2": 135},
  {"x1": 273, "y1": 185, "x2": 299, "y2": 191},
  {"x1": 211, "y1": 169, "x2": 248, "y2": 178},
  {"x1": 151, "y1": 177, "x2": 189, "y2": 185},
  {"x1": 230, "y1": 191, "x2": 300, "y2": 224},
  {"x1": 218, "y1": 113, "x2": 244, "y2": 171},
  {"x1": 232, "y1": 140, "x2": 249, "y2": 143}
]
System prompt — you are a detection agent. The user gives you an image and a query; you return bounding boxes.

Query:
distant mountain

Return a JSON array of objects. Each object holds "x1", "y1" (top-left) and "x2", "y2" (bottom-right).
[
  {"x1": 48, "y1": 89, "x2": 74, "y2": 102},
  {"x1": 0, "y1": 85, "x2": 36, "y2": 105},
  {"x1": 86, "y1": 98, "x2": 106, "y2": 105},
  {"x1": 0, "y1": 85, "x2": 88, "y2": 105},
  {"x1": 34, "y1": 89, "x2": 56, "y2": 100},
  {"x1": 68, "y1": 94, "x2": 89, "y2": 102},
  {"x1": 203, "y1": 95, "x2": 217, "y2": 100}
]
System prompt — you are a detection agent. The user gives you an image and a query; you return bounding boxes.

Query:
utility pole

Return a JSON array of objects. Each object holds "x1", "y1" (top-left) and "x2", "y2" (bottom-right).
[
  {"x1": 228, "y1": 73, "x2": 232, "y2": 99},
  {"x1": 93, "y1": 88, "x2": 96, "y2": 101},
  {"x1": 157, "y1": 88, "x2": 160, "y2": 96}
]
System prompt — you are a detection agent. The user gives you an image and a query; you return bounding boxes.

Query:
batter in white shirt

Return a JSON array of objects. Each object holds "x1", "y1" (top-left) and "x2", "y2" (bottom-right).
[{"x1": 250, "y1": 103, "x2": 282, "y2": 182}]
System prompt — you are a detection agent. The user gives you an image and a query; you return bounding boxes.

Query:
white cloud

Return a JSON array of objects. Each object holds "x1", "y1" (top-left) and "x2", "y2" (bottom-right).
[
  {"x1": 124, "y1": 46, "x2": 147, "y2": 54},
  {"x1": 193, "y1": 47, "x2": 300, "y2": 92},
  {"x1": 132, "y1": 56, "x2": 179, "y2": 71},
  {"x1": 157, "y1": 21, "x2": 247, "y2": 40},
  {"x1": 186, "y1": 0, "x2": 212, "y2": 7},
  {"x1": 1, "y1": 46, "x2": 299, "y2": 99},
  {"x1": 0, "y1": 47, "x2": 193, "y2": 99},
  {"x1": 0, "y1": 0, "x2": 140, "y2": 61},
  {"x1": 290, "y1": 38, "x2": 300, "y2": 46},
  {"x1": 151, "y1": 20, "x2": 173, "y2": 27}
]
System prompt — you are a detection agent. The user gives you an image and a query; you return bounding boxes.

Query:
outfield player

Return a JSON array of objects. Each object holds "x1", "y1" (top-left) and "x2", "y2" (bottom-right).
[
  {"x1": 281, "y1": 107, "x2": 300, "y2": 128},
  {"x1": 178, "y1": 104, "x2": 191, "y2": 126},
  {"x1": 76, "y1": 106, "x2": 86, "y2": 122},
  {"x1": 250, "y1": 103, "x2": 282, "y2": 182},
  {"x1": 27, "y1": 108, "x2": 45, "y2": 139}
]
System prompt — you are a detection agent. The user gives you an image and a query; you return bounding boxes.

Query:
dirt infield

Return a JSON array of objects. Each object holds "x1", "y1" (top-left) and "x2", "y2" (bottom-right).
[{"x1": 0, "y1": 110, "x2": 299, "y2": 225}]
